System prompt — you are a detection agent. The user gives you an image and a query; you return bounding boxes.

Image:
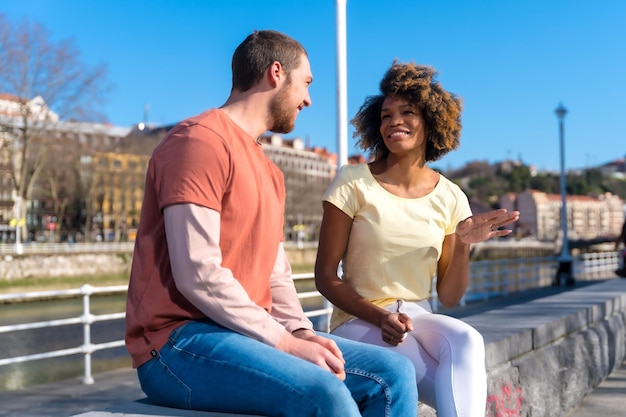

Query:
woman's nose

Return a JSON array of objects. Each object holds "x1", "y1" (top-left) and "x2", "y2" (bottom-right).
[{"x1": 389, "y1": 113, "x2": 402, "y2": 125}]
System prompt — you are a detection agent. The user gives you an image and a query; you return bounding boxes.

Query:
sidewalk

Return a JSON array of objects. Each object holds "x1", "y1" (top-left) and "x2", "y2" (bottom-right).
[
  {"x1": 565, "y1": 359, "x2": 626, "y2": 417},
  {"x1": 0, "y1": 368, "x2": 144, "y2": 417}
]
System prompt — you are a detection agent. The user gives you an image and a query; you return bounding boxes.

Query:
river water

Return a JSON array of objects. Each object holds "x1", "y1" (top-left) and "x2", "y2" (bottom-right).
[
  {"x1": 0, "y1": 284, "x2": 328, "y2": 392},
  {"x1": 0, "y1": 294, "x2": 130, "y2": 392}
]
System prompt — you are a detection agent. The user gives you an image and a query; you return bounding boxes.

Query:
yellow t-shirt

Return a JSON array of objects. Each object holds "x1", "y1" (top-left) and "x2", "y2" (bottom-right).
[{"x1": 323, "y1": 163, "x2": 472, "y2": 331}]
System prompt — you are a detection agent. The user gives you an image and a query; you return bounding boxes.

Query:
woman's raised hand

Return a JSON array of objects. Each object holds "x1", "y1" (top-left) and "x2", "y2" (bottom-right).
[{"x1": 455, "y1": 209, "x2": 520, "y2": 244}]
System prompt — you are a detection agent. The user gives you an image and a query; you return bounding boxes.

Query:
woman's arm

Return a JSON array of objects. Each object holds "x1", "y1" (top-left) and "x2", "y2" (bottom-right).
[
  {"x1": 315, "y1": 202, "x2": 410, "y2": 342},
  {"x1": 315, "y1": 202, "x2": 386, "y2": 325},
  {"x1": 437, "y1": 208, "x2": 520, "y2": 308},
  {"x1": 436, "y1": 233, "x2": 471, "y2": 308}
]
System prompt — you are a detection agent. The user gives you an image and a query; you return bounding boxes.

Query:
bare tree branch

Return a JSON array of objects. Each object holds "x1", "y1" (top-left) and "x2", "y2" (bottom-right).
[{"x1": 0, "y1": 13, "x2": 110, "y2": 240}]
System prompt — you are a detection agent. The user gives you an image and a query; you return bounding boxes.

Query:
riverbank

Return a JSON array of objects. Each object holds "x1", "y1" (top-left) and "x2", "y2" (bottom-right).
[
  {"x1": 0, "y1": 273, "x2": 129, "y2": 295},
  {"x1": 0, "y1": 245, "x2": 317, "y2": 283},
  {"x1": 0, "y1": 263, "x2": 315, "y2": 296}
]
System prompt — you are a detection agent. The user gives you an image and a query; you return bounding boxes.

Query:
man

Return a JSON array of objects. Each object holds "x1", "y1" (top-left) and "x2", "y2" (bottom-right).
[{"x1": 125, "y1": 30, "x2": 417, "y2": 416}]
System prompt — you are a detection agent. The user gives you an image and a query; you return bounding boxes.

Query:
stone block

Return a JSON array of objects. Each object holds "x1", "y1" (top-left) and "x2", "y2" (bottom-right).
[{"x1": 72, "y1": 398, "x2": 264, "y2": 417}]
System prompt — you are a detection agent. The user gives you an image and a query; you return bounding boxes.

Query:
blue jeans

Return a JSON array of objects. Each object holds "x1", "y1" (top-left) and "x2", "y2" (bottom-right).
[{"x1": 138, "y1": 319, "x2": 418, "y2": 417}]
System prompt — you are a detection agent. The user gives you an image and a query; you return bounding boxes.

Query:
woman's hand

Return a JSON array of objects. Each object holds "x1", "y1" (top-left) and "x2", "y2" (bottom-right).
[
  {"x1": 456, "y1": 209, "x2": 520, "y2": 244},
  {"x1": 380, "y1": 312, "x2": 413, "y2": 346}
]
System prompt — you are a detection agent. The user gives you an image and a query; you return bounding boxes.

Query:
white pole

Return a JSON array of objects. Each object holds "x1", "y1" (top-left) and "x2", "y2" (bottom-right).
[
  {"x1": 14, "y1": 196, "x2": 23, "y2": 254},
  {"x1": 82, "y1": 285, "x2": 95, "y2": 384},
  {"x1": 335, "y1": 0, "x2": 348, "y2": 169}
]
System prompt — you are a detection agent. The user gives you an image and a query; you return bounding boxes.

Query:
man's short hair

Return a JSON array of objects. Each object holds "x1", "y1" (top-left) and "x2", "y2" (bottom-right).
[{"x1": 231, "y1": 30, "x2": 307, "y2": 92}]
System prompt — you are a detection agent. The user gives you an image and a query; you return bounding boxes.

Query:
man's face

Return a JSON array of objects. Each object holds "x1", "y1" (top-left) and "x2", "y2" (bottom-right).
[{"x1": 268, "y1": 54, "x2": 312, "y2": 134}]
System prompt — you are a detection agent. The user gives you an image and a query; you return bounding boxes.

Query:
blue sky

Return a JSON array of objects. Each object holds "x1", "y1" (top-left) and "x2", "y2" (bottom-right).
[{"x1": 2, "y1": 0, "x2": 625, "y2": 172}]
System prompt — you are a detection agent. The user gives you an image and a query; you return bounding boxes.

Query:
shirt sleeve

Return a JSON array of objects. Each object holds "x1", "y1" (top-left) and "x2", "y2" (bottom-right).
[
  {"x1": 155, "y1": 123, "x2": 231, "y2": 213},
  {"x1": 269, "y1": 244, "x2": 315, "y2": 333},
  {"x1": 322, "y1": 165, "x2": 358, "y2": 218},
  {"x1": 164, "y1": 203, "x2": 288, "y2": 346}
]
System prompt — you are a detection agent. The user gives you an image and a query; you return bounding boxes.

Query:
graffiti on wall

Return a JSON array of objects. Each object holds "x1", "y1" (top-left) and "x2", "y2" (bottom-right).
[{"x1": 486, "y1": 383, "x2": 523, "y2": 417}]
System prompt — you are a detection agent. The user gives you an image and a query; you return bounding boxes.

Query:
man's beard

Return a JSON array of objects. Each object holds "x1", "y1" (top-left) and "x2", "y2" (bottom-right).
[{"x1": 268, "y1": 82, "x2": 295, "y2": 134}]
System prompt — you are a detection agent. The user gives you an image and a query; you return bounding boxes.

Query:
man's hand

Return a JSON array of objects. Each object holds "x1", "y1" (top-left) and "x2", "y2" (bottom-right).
[{"x1": 276, "y1": 331, "x2": 346, "y2": 380}]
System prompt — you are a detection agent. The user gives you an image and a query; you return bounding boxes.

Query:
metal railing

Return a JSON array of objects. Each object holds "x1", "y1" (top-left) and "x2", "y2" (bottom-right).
[
  {"x1": 0, "y1": 242, "x2": 136, "y2": 255},
  {"x1": 0, "y1": 274, "x2": 331, "y2": 385},
  {"x1": 575, "y1": 250, "x2": 621, "y2": 280},
  {"x1": 0, "y1": 253, "x2": 620, "y2": 385},
  {"x1": 457, "y1": 256, "x2": 557, "y2": 305},
  {"x1": 0, "y1": 241, "x2": 314, "y2": 255},
  {"x1": 0, "y1": 284, "x2": 128, "y2": 384},
  {"x1": 434, "y1": 252, "x2": 619, "y2": 309}
]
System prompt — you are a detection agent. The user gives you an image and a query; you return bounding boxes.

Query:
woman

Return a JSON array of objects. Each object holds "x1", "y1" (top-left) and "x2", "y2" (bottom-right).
[{"x1": 315, "y1": 62, "x2": 519, "y2": 417}]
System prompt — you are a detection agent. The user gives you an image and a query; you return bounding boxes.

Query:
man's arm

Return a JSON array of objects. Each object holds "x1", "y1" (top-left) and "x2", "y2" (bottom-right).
[
  {"x1": 164, "y1": 203, "x2": 346, "y2": 378},
  {"x1": 269, "y1": 243, "x2": 315, "y2": 336},
  {"x1": 164, "y1": 203, "x2": 287, "y2": 345}
]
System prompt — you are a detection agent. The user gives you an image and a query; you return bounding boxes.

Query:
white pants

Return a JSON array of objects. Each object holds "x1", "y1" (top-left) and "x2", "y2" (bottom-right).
[{"x1": 333, "y1": 300, "x2": 486, "y2": 417}]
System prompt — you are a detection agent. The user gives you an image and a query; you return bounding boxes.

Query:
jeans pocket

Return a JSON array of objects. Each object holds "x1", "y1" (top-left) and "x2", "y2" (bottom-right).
[
  {"x1": 167, "y1": 322, "x2": 189, "y2": 344},
  {"x1": 138, "y1": 340, "x2": 192, "y2": 408},
  {"x1": 137, "y1": 324, "x2": 191, "y2": 408}
]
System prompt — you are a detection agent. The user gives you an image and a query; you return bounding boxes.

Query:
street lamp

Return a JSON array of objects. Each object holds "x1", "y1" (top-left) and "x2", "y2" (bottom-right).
[{"x1": 553, "y1": 102, "x2": 575, "y2": 286}]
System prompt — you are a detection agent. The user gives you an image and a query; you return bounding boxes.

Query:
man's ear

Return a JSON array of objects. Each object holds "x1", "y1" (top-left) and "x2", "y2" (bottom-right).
[{"x1": 267, "y1": 61, "x2": 284, "y2": 88}]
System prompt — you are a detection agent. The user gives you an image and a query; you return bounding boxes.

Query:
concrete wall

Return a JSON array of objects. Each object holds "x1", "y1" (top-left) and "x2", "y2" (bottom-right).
[
  {"x1": 430, "y1": 278, "x2": 626, "y2": 417},
  {"x1": 0, "y1": 253, "x2": 132, "y2": 280},
  {"x1": 0, "y1": 247, "x2": 316, "y2": 281}
]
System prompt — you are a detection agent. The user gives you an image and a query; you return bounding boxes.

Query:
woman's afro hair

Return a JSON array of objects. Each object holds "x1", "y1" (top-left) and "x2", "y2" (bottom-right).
[{"x1": 351, "y1": 61, "x2": 463, "y2": 162}]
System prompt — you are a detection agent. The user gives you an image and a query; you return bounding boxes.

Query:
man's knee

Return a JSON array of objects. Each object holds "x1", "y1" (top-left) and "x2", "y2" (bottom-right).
[
  {"x1": 289, "y1": 375, "x2": 359, "y2": 416},
  {"x1": 364, "y1": 347, "x2": 416, "y2": 385}
]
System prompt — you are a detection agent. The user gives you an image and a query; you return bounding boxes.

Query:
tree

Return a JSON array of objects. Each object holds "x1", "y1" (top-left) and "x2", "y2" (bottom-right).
[
  {"x1": 0, "y1": 13, "x2": 109, "y2": 242},
  {"x1": 446, "y1": 159, "x2": 626, "y2": 212},
  {"x1": 32, "y1": 136, "x2": 82, "y2": 240},
  {"x1": 504, "y1": 165, "x2": 532, "y2": 193}
]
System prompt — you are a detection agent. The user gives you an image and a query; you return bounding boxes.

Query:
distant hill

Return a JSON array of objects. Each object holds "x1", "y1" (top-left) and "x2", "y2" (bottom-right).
[{"x1": 434, "y1": 159, "x2": 626, "y2": 210}]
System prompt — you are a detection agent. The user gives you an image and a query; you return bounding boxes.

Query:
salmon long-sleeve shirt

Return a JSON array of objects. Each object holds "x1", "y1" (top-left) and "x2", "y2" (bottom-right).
[{"x1": 125, "y1": 109, "x2": 313, "y2": 368}]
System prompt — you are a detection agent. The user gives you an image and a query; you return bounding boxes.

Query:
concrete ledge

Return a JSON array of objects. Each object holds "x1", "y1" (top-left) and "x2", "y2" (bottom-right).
[
  {"x1": 72, "y1": 398, "x2": 264, "y2": 416},
  {"x1": 74, "y1": 278, "x2": 626, "y2": 417},
  {"x1": 456, "y1": 278, "x2": 626, "y2": 417}
]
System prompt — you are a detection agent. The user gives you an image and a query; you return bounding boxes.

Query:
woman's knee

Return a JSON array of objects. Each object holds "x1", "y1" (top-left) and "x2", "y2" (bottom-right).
[
  {"x1": 452, "y1": 325, "x2": 485, "y2": 365},
  {"x1": 464, "y1": 326, "x2": 485, "y2": 351}
]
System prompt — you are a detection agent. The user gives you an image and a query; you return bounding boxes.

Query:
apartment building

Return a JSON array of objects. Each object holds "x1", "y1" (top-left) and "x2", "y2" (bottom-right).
[
  {"x1": 499, "y1": 190, "x2": 624, "y2": 241},
  {"x1": 1, "y1": 95, "x2": 340, "y2": 243},
  {"x1": 0, "y1": 93, "x2": 132, "y2": 242},
  {"x1": 88, "y1": 130, "x2": 339, "y2": 243},
  {"x1": 258, "y1": 134, "x2": 337, "y2": 242},
  {"x1": 85, "y1": 152, "x2": 150, "y2": 242}
]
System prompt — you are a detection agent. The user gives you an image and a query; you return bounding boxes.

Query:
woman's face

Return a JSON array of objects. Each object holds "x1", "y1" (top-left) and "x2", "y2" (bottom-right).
[{"x1": 379, "y1": 95, "x2": 427, "y2": 156}]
